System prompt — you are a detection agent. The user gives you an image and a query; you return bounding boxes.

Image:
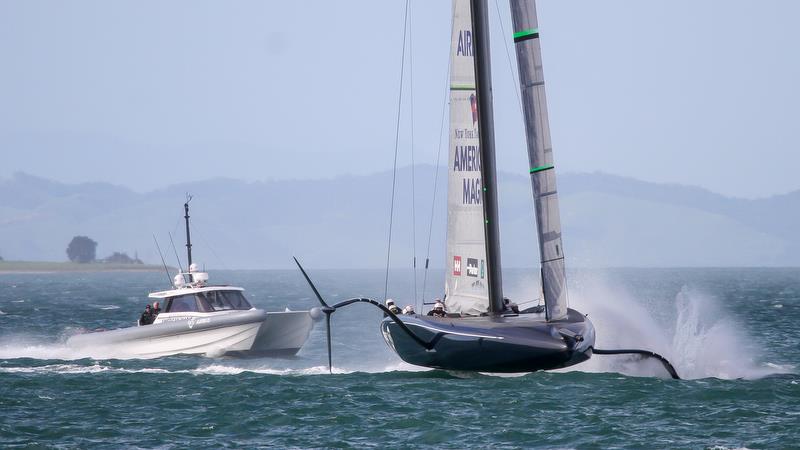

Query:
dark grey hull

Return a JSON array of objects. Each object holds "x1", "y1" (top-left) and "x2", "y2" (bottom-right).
[{"x1": 380, "y1": 308, "x2": 595, "y2": 373}]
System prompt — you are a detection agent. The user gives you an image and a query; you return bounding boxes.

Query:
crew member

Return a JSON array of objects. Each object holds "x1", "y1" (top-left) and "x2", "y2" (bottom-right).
[
  {"x1": 139, "y1": 304, "x2": 154, "y2": 326},
  {"x1": 152, "y1": 301, "x2": 161, "y2": 316},
  {"x1": 503, "y1": 297, "x2": 520, "y2": 314},
  {"x1": 427, "y1": 301, "x2": 446, "y2": 318},
  {"x1": 385, "y1": 299, "x2": 402, "y2": 315},
  {"x1": 402, "y1": 305, "x2": 416, "y2": 315}
]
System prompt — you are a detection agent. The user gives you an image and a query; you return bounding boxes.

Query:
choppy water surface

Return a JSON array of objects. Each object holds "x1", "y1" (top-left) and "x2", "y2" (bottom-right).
[{"x1": 1, "y1": 268, "x2": 798, "y2": 448}]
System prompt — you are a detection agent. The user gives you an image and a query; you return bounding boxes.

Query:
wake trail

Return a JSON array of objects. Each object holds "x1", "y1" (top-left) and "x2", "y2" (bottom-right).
[{"x1": 0, "y1": 330, "x2": 424, "y2": 376}]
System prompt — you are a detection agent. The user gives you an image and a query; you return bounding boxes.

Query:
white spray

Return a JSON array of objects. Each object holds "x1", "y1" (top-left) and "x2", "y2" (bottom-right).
[{"x1": 563, "y1": 274, "x2": 793, "y2": 380}]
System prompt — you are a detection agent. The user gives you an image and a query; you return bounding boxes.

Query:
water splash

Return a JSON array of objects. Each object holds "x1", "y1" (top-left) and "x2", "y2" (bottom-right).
[
  {"x1": 565, "y1": 277, "x2": 793, "y2": 380},
  {"x1": 0, "y1": 333, "x2": 139, "y2": 361},
  {"x1": 670, "y1": 286, "x2": 793, "y2": 379}
]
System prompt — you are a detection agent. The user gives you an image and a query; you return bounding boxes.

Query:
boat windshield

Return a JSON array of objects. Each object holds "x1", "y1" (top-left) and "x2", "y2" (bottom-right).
[
  {"x1": 165, "y1": 291, "x2": 252, "y2": 313},
  {"x1": 166, "y1": 295, "x2": 202, "y2": 313}
]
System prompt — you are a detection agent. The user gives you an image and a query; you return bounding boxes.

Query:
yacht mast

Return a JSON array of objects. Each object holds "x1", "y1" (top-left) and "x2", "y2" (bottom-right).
[{"x1": 469, "y1": 0, "x2": 504, "y2": 313}]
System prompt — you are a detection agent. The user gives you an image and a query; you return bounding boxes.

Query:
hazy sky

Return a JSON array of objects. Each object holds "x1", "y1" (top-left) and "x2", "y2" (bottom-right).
[{"x1": 1, "y1": 1, "x2": 798, "y2": 198}]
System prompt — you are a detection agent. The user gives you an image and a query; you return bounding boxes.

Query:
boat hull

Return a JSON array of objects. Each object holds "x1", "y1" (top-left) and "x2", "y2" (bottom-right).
[
  {"x1": 380, "y1": 308, "x2": 594, "y2": 373},
  {"x1": 66, "y1": 309, "x2": 267, "y2": 358},
  {"x1": 240, "y1": 311, "x2": 315, "y2": 357}
]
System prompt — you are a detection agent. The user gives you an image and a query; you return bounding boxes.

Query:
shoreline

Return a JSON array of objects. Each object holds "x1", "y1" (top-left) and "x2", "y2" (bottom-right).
[{"x1": 0, "y1": 261, "x2": 172, "y2": 273}]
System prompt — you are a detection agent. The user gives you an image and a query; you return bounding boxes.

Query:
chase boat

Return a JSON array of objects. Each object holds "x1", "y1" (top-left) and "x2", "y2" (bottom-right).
[
  {"x1": 67, "y1": 267, "x2": 317, "y2": 359},
  {"x1": 66, "y1": 201, "x2": 318, "y2": 358}
]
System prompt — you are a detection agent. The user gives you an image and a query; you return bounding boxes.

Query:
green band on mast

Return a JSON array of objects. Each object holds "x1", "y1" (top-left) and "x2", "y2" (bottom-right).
[
  {"x1": 513, "y1": 28, "x2": 539, "y2": 43},
  {"x1": 450, "y1": 84, "x2": 475, "y2": 91},
  {"x1": 529, "y1": 164, "x2": 554, "y2": 174}
]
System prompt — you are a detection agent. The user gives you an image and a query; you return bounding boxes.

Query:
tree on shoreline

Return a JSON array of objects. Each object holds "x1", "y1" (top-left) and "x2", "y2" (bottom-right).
[{"x1": 66, "y1": 236, "x2": 97, "y2": 263}]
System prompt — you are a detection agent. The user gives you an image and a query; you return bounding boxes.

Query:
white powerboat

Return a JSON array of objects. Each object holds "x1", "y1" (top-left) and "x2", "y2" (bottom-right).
[
  {"x1": 67, "y1": 200, "x2": 318, "y2": 358},
  {"x1": 149, "y1": 269, "x2": 316, "y2": 357}
]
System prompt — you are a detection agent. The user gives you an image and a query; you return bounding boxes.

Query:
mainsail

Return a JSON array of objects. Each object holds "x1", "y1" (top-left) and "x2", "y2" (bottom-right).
[
  {"x1": 510, "y1": 0, "x2": 569, "y2": 320},
  {"x1": 444, "y1": 0, "x2": 489, "y2": 316}
]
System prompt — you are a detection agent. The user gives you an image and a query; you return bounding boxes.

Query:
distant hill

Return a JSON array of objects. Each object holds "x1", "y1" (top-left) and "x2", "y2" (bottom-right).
[{"x1": 0, "y1": 168, "x2": 796, "y2": 269}]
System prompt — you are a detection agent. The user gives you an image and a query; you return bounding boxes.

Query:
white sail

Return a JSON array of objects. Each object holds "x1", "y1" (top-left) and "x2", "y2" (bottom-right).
[{"x1": 444, "y1": 0, "x2": 489, "y2": 316}]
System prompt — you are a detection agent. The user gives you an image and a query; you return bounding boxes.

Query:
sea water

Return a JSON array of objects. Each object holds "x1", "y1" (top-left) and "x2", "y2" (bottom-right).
[{"x1": 1, "y1": 268, "x2": 798, "y2": 448}]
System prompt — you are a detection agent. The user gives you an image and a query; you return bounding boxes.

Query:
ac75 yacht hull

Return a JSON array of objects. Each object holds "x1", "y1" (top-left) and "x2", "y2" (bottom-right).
[{"x1": 380, "y1": 308, "x2": 595, "y2": 373}]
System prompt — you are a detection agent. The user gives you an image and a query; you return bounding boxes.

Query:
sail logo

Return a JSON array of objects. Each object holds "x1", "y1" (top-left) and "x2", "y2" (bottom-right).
[
  {"x1": 463, "y1": 178, "x2": 482, "y2": 205},
  {"x1": 453, "y1": 145, "x2": 481, "y2": 172},
  {"x1": 456, "y1": 30, "x2": 473, "y2": 56},
  {"x1": 466, "y1": 258, "x2": 479, "y2": 277},
  {"x1": 453, "y1": 256, "x2": 462, "y2": 276},
  {"x1": 470, "y1": 93, "x2": 478, "y2": 125}
]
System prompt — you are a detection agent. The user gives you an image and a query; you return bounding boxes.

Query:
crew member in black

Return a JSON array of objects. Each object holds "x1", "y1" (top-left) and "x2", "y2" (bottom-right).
[
  {"x1": 427, "y1": 301, "x2": 446, "y2": 317},
  {"x1": 152, "y1": 301, "x2": 161, "y2": 317},
  {"x1": 139, "y1": 304, "x2": 154, "y2": 326},
  {"x1": 503, "y1": 297, "x2": 520, "y2": 314}
]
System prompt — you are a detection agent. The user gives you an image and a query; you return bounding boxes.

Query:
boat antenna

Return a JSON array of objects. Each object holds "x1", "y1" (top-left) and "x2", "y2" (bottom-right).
[
  {"x1": 152, "y1": 234, "x2": 173, "y2": 288},
  {"x1": 184, "y1": 194, "x2": 193, "y2": 268},
  {"x1": 168, "y1": 231, "x2": 184, "y2": 275}
]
